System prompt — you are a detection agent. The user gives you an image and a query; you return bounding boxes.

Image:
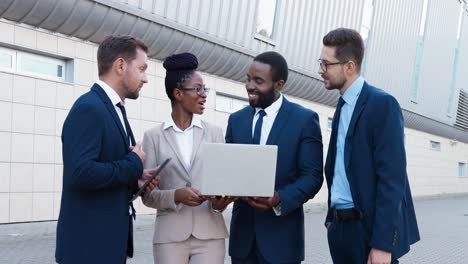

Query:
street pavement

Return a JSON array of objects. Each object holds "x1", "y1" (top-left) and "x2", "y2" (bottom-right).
[{"x1": 1, "y1": 195, "x2": 467, "y2": 264}]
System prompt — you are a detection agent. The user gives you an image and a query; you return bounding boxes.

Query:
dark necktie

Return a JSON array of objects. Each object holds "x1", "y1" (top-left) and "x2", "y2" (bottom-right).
[
  {"x1": 116, "y1": 102, "x2": 136, "y2": 146},
  {"x1": 252, "y1": 110, "x2": 266, "y2": 144},
  {"x1": 329, "y1": 97, "x2": 345, "y2": 171},
  {"x1": 116, "y1": 102, "x2": 137, "y2": 258}
]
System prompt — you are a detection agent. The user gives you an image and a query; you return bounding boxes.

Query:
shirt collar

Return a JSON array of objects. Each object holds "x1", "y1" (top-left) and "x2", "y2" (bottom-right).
[
  {"x1": 163, "y1": 114, "x2": 203, "y2": 132},
  {"x1": 341, "y1": 76, "x2": 364, "y2": 106},
  {"x1": 96, "y1": 80, "x2": 125, "y2": 106},
  {"x1": 255, "y1": 93, "x2": 283, "y2": 117}
]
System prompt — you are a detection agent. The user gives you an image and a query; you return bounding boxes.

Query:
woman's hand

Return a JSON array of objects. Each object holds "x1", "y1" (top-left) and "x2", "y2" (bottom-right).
[
  {"x1": 175, "y1": 187, "x2": 206, "y2": 206},
  {"x1": 208, "y1": 196, "x2": 238, "y2": 211}
]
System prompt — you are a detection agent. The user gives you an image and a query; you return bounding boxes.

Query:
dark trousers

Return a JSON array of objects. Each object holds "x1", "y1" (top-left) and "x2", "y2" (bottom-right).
[
  {"x1": 327, "y1": 220, "x2": 398, "y2": 264},
  {"x1": 231, "y1": 240, "x2": 300, "y2": 264}
]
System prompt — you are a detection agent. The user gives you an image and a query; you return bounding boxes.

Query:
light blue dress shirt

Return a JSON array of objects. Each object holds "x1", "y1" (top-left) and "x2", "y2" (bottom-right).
[{"x1": 330, "y1": 76, "x2": 364, "y2": 209}]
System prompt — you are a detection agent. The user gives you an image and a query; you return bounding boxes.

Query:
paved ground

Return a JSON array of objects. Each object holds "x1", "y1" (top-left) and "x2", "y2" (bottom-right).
[{"x1": 1, "y1": 195, "x2": 467, "y2": 264}]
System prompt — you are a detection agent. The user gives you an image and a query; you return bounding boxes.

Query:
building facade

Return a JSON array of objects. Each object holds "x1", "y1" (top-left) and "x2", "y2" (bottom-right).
[{"x1": 0, "y1": 0, "x2": 467, "y2": 223}]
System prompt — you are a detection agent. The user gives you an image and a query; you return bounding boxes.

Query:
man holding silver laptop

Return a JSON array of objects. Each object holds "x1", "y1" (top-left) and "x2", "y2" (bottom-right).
[{"x1": 226, "y1": 51, "x2": 324, "y2": 264}]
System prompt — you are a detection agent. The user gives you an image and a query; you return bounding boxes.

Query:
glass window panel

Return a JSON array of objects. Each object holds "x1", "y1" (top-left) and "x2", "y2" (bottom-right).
[
  {"x1": 360, "y1": 0, "x2": 374, "y2": 42},
  {"x1": 215, "y1": 94, "x2": 232, "y2": 113},
  {"x1": 232, "y1": 98, "x2": 248, "y2": 112},
  {"x1": 19, "y1": 55, "x2": 63, "y2": 78},
  {"x1": 0, "y1": 52, "x2": 12, "y2": 69},
  {"x1": 458, "y1": 162, "x2": 466, "y2": 177},
  {"x1": 419, "y1": 0, "x2": 429, "y2": 36},
  {"x1": 430, "y1": 140, "x2": 441, "y2": 151},
  {"x1": 256, "y1": 0, "x2": 277, "y2": 39},
  {"x1": 216, "y1": 94, "x2": 248, "y2": 113},
  {"x1": 327, "y1": 117, "x2": 333, "y2": 130}
]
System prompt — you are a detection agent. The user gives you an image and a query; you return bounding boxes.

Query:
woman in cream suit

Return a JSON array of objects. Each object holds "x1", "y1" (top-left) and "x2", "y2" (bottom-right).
[{"x1": 142, "y1": 53, "x2": 233, "y2": 264}]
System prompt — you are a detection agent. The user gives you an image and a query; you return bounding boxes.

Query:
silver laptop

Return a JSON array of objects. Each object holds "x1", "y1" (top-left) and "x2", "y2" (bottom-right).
[{"x1": 199, "y1": 143, "x2": 277, "y2": 197}]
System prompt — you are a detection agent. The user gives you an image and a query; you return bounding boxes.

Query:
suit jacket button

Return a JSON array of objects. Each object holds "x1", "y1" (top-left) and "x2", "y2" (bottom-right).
[{"x1": 186, "y1": 182, "x2": 192, "y2": 187}]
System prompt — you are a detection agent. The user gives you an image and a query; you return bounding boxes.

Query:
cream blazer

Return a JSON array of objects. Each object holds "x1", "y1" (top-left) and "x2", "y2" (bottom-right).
[{"x1": 141, "y1": 120, "x2": 228, "y2": 244}]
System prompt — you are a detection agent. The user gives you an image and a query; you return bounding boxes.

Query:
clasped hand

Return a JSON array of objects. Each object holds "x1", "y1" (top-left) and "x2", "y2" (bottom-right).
[
  {"x1": 207, "y1": 196, "x2": 238, "y2": 211},
  {"x1": 244, "y1": 191, "x2": 280, "y2": 210}
]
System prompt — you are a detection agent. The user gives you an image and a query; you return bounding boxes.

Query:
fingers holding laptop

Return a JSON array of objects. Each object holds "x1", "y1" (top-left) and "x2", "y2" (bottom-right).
[
  {"x1": 175, "y1": 187, "x2": 206, "y2": 206},
  {"x1": 244, "y1": 191, "x2": 280, "y2": 211},
  {"x1": 209, "y1": 196, "x2": 238, "y2": 211}
]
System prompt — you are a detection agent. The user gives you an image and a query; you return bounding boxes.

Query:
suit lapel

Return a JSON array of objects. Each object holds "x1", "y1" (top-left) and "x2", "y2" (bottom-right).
[
  {"x1": 344, "y1": 82, "x2": 369, "y2": 170},
  {"x1": 190, "y1": 125, "x2": 204, "y2": 168},
  {"x1": 239, "y1": 107, "x2": 256, "y2": 144},
  {"x1": 161, "y1": 126, "x2": 191, "y2": 178},
  {"x1": 92, "y1": 84, "x2": 129, "y2": 147},
  {"x1": 266, "y1": 98, "x2": 290, "y2": 145}
]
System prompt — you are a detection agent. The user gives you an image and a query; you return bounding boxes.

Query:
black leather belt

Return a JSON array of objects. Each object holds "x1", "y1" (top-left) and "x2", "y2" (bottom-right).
[{"x1": 331, "y1": 208, "x2": 363, "y2": 222}]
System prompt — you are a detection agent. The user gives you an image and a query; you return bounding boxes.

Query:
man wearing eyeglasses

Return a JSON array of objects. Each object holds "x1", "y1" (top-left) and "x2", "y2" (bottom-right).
[
  {"x1": 319, "y1": 28, "x2": 420, "y2": 264},
  {"x1": 226, "y1": 51, "x2": 323, "y2": 264}
]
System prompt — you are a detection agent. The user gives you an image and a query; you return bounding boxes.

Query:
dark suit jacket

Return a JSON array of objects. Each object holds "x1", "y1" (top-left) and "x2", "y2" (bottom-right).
[
  {"x1": 325, "y1": 82, "x2": 420, "y2": 259},
  {"x1": 55, "y1": 84, "x2": 143, "y2": 264},
  {"x1": 227, "y1": 97, "x2": 323, "y2": 263}
]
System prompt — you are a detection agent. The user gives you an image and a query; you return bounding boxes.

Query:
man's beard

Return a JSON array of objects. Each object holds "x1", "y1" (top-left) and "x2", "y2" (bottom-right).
[
  {"x1": 323, "y1": 74, "x2": 347, "y2": 91},
  {"x1": 249, "y1": 85, "x2": 276, "y2": 109},
  {"x1": 122, "y1": 80, "x2": 140, "y2": 100}
]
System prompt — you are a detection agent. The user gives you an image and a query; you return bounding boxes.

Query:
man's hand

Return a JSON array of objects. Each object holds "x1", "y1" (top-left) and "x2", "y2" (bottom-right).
[
  {"x1": 175, "y1": 187, "x2": 206, "y2": 207},
  {"x1": 137, "y1": 166, "x2": 160, "y2": 193},
  {"x1": 244, "y1": 191, "x2": 280, "y2": 211},
  {"x1": 367, "y1": 248, "x2": 392, "y2": 264},
  {"x1": 208, "y1": 196, "x2": 238, "y2": 211},
  {"x1": 130, "y1": 142, "x2": 145, "y2": 163}
]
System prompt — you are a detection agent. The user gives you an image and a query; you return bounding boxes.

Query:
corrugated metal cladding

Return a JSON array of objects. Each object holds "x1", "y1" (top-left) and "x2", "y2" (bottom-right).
[
  {"x1": 1, "y1": 0, "x2": 468, "y2": 143},
  {"x1": 117, "y1": 0, "x2": 365, "y2": 74},
  {"x1": 455, "y1": 11, "x2": 468, "y2": 113},
  {"x1": 364, "y1": 0, "x2": 422, "y2": 108},
  {"x1": 415, "y1": 0, "x2": 460, "y2": 124},
  {"x1": 455, "y1": 90, "x2": 468, "y2": 130}
]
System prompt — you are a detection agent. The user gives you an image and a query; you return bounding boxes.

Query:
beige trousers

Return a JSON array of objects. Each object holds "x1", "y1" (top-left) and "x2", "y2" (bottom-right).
[{"x1": 152, "y1": 236, "x2": 225, "y2": 264}]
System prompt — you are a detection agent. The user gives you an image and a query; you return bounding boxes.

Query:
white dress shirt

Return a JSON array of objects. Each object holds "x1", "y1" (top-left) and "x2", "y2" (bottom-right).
[
  {"x1": 251, "y1": 93, "x2": 283, "y2": 215},
  {"x1": 251, "y1": 94, "x2": 283, "y2": 145},
  {"x1": 96, "y1": 80, "x2": 127, "y2": 134},
  {"x1": 163, "y1": 114, "x2": 203, "y2": 169}
]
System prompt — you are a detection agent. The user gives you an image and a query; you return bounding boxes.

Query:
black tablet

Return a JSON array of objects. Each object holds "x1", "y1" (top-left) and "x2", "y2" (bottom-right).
[{"x1": 131, "y1": 158, "x2": 171, "y2": 202}]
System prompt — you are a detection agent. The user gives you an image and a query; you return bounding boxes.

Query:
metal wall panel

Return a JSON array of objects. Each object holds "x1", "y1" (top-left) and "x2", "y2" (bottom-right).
[
  {"x1": 114, "y1": 0, "x2": 466, "y2": 125},
  {"x1": 117, "y1": 0, "x2": 365, "y2": 73},
  {"x1": 364, "y1": 0, "x2": 422, "y2": 107},
  {"x1": 415, "y1": 0, "x2": 460, "y2": 123},
  {"x1": 455, "y1": 11, "x2": 468, "y2": 101},
  {"x1": 274, "y1": 0, "x2": 364, "y2": 73}
]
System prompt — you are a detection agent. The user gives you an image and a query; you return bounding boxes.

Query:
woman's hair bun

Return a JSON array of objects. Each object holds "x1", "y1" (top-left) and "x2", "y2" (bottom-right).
[{"x1": 163, "y1": 52, "x2": 198, "y2": 72}]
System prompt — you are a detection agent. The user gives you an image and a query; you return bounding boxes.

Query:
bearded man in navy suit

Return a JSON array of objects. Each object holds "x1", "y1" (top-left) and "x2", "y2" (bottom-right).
[
  {"x1": 56, "y1": 36, "x2": 159, "y2": 264},
  {"x1": 227, "y1": 51, "x2": 324, "y2": 264}
]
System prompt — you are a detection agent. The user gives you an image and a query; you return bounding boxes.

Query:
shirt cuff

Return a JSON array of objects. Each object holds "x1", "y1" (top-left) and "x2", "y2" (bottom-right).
[
  {"x1": 272, "y1": 202, "x2": 282, "y2": 216},
  {"x1": 210, "y1": 202, "x2": 225, "y2": 214}
]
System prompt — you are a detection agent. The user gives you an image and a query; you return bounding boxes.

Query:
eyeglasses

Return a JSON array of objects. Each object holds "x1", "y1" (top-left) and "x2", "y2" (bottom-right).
[
  {"x1": 178, "y1": 86, "x2": 210, "y2": 96},
  {"x1": 318, "y1": 59, "x2": 349, "y2": 73}
]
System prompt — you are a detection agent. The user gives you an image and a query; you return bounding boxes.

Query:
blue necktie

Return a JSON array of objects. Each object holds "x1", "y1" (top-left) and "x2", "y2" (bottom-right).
[
  {"x1": 330, "y1": 97, "x2": 345, "y2": 171},
  {"x1": 252, "y1": 110, "x2": 266, "y2": 144}
]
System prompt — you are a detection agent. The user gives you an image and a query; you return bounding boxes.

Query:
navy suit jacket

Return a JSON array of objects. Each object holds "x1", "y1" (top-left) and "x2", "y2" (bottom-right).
[
  {"x1": 227, "y1": 97, "x2": 323, "y2": 263},
  {"x1": 55, "y1": 84, "x2": 143, "y2": 264},
  {"x1": 325, "y1": 82, "x2": 420, "y2": 259}
]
